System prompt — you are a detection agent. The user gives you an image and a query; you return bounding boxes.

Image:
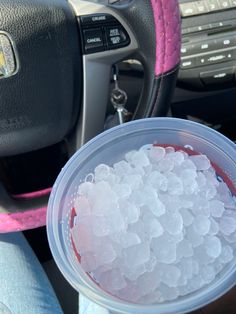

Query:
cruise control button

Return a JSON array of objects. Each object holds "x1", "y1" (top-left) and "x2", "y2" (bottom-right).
[
  {"x1": 83, "y1": 28, "x2": 104, "y2": 54},
  {"x1": 80, "y1": 14, "x2": 116, "y2": 26},
  {"x1": 105, "y1": 26, "x2": 130, "y2": 49},
  {"x1": 200, "y1": 67, "x2": 234, "y2": 85}
]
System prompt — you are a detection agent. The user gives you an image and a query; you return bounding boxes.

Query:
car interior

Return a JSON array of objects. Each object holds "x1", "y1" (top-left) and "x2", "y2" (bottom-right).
[{"x1": 0, "y1": 0, "x2": 236, "y2": 313}]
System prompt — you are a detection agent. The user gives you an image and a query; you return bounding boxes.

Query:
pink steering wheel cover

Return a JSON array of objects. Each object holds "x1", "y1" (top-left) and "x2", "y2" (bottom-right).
[
  {"x1": 0, "y1": 207, "x2": 47, "y2": 233},
  {"x1": 151, "y1": 0, "x2": 181, "y2": 76},
  {"x1": 0, "y1": 0, "x2": 181, "y2": 233}
]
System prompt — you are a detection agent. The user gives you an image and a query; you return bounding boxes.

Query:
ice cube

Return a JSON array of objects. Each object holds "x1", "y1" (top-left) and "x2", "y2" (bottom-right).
[
  {"x1": 151, "y1": 235, "x2": 177, "y2": 264},
  {"x1": 148, "y1": 146, "x2": 166, "y2": 163},
  {"x1": 190, "y1": 155, "x2": 211, "y2": 170},
  {"x1": 99, "y1": 268, "x2": 127, "y2": 292},
  {"x1": 113, "y1": 183, "x2": 132, "y2": 198},
  {"x1": 156, "y1": 158, "x2": 174, "y2": 173},
  {"x1": 138, "y1": 290, "x2": 164, "y2": 304},
  {"x1": 192, "y1": 197, "x2": 210, "y2": 217},
  {"x1": 186, "y1": 276, "x2": 205, "y2": 293},
  {"x1": 209, "y1": 199, "x2": 225, "y2": 218},
  {"x1": 165, "y1": 146, "x2": 175, "y2": 154},
  {"x1": 167, "y1": 152, "x2": 185, "y2": 166},
  {"x1": 94, "y1": 164, "x2": 111, "y2": 182},
  {"x1": 122, "y1": 174, "x2": 143, "y2": 190},
  {"x1": 142, "y1": 187, "x2": 165, "y2": 217},
  {"x1": 71, "y1": 222, "x2": 92, "y2": 254},
  {"x1": 204, "y1": 236, "x2": 222, "y2": 258},
  {"x1": 178, "y1": 258, "x2": 195, "y2": 280},
  {"x1": 96, "y1": 241, "x2": 117, "y2": 265},
  {"x1": 119, "y1": 200, "x2": 140, "y2": 224},
  {"x1": 122, "y1": 263, "x2": 146, "y2": 281},
  {"x1": 167, "y1": 174, "x2": 184, "y2": 196},
  {"x1": 159, "y1": 284, "x2": 179, "y2": 301},
  {"x1": 196, "y1": 172, "x2": 206, "y2": 187},
  {"x1": 107, "y1": 210, "x2": 127, "y2": 233},
  {"x1": 106, "y1": 173, "x2": 120, "y2": 185},
  {"x1": 81, "y1": 252, "x2": 98, "y2": 272},
  {"x1": 219, "y1": 245, "x2": 234, "y2": 264},
  {"x1": 146, "y1": 171, "x2": 168, "y2": 192},
  {"x1": 117, "y1": 282, "x2": 141, "y2": 302},
  {"x1": 205, "y1": 171, "x2": 219, "y2": 187},
  {"x1": 208, "y1": 218, "x2": 219, "y2": 236},
  {"x1": 129, "y1": 221, "x2": 146, "y2": 242},
  {"x1": 111, "y1": 232, "x2": 141, "y2": 249},
  {"x1": 137, "y1": 269, "x2": 161, "y2": 296},
  {"x1": 177, "y1": 239, "x2": 194, "y2": 259},
  {"x1": 180, "y1": 159, "x2": 197, "y2": 171},
  {"x1": 194, "y1": 245, "x2": 214, "y2": 265},
  {"x1": 186, "y1": 225, "x2": 204, "y2": 247},
  {"x1": 180, "y1": 208, "x2": 194, "y2": 227},
  {"x1": 91, "y1": 216, "x2": 110, "y2": 237},
  {"x1": 123, "y1": 242, "x2": 150, "y2": 267},
  {"x1": 74, "y1": 196, "x2": 91, "y2": 217},
  {"x1": 217, "y1": 182, "x2": 235, "y2": 209},
  {"x1": 114, "y1": 160, "x2": 132, "y2": 176},
  {"x1": 145, "y1": 254, "x2": 157, "y2": 273},
  {"x1": 144, "y1": 216, "x2": 164, "y2": 239},
  {"x1": 193, "y1": 215, "x2": 210, "y2": 236},
  {"x1": 183, "y1": 178, "x2": 199, "y2": 195},
  {"x1": 160, "y1": 264, "x2": 181, "y2": 287},
  {"x1": 204, "y1": 185, "x2": 217, "y2": 201},
  {"x1": 130, "y1": 150, "x2": 150, "y2": 168},
  {"x1": 125, "y1": 150, "x2": 137, "y2": 163},
  {"x1": 78, "y1": 182, "x2": 94, "y2": 196},
  {"x1": 180, "y1": 169, "x2": 197, "y2": 180},
  {"x1": 158, "y1": 194, "x2": 182, "y2": 212},
  {"x1": 201, "y1": 265, "x2": 216, "y2": 284},
  {"x1": 219, "y1": 214, "x2": 236, "y2": 236},
  {"x1": 159, "y1": 212, "x2": 183, "y2": 235}
]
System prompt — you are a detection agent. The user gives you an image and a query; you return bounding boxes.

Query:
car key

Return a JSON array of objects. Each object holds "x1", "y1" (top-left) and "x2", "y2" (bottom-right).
[{"x1": 110, "y1": 65, "x2": 128, "y2": 124}]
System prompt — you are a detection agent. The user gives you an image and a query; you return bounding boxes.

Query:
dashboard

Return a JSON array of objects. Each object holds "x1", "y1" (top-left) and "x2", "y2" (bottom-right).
[
  {"x1": 179, "y1": 0, "x2": 236, "y2": 89},
  {"x1": 169, "y1": 0, "x2": 236, "y2": 141}
]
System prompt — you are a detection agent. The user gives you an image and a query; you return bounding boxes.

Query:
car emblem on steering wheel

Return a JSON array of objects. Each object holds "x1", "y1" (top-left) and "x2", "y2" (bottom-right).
[{"x1": 0, "y1": 32, "x2": 19, "y2": 79}]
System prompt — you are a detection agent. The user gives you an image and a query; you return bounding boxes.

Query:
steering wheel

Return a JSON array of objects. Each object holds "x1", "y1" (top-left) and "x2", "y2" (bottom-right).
[{"x1": 0, "y1": 0, "x2": 181, "y2": 233}]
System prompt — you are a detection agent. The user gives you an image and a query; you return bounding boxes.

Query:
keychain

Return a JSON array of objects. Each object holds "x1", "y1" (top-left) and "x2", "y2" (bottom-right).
[{"x1": 110, "y1": 65, "x2": 130, "y2": 124}]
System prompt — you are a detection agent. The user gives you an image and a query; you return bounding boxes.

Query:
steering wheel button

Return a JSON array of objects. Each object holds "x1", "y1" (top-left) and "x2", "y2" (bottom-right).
[
  {"x1": 80, "y1": 14, "x2": 116, "y2": 26},
  {"x1": 83, "y1": 29, "x2": 104, "y2": 54},
  {"x1": 106, "y1": 26, "x2": 130, "y2": 49}
]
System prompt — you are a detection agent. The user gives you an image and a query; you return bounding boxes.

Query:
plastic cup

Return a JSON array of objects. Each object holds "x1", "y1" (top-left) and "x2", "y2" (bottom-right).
[{"x1": 47, "y1": 118, "x2": 236, "y2": 314}]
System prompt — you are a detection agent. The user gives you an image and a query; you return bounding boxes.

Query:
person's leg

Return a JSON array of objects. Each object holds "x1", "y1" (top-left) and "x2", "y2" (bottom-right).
[{"x1": 0, "y1": 232, "x2": 63, "y2": 314}]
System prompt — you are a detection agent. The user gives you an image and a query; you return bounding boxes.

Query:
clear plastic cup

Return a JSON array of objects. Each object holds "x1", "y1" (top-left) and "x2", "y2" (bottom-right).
[{"x1": 47, "y1": 118, "x2": 236, "y2": 314}]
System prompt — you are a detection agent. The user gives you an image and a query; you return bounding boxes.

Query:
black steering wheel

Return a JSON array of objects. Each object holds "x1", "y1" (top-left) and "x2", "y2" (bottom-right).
[{"x1": 0, "y1": 0, "x2": 181, "y2": 232}]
